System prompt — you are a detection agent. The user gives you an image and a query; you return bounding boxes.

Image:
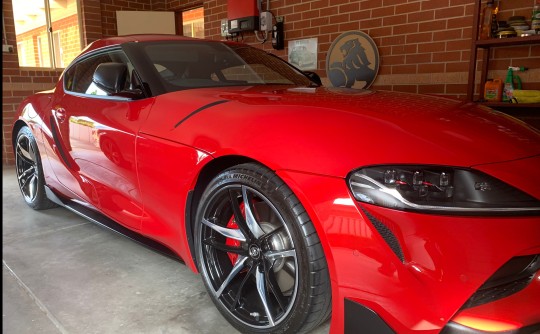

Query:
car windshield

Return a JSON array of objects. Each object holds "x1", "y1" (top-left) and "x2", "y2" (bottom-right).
[{"x1": 141, "y1": 41, "x2": 312, "y2": 91}]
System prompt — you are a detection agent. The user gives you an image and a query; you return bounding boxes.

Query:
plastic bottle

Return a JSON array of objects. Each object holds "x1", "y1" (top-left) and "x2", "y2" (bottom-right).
[
  {"x1": 480, "y1": 0, "x2": 495, "y2": 39},
  {"x1": 503, "y1": 67, "x2": 526, "y2": 102},
  {"x1": 484, "y1": 78, "x2": 503, "y2": 102},
  {"x1": 491, "y1": 0, "x2": 500, "y2": 37},
  {"x1": 532, "y1": 0, "x2": 540, "y2": 32},
  {"x1": 503, "y1": 68, "x2": 515, "y2": 102}
]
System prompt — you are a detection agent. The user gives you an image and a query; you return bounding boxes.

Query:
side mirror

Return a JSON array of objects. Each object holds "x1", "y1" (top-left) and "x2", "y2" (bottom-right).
[
  {"x1": 304, "y1": 71, "x2": 322, "y2": 86},
  {"x1": 92, "y1": 63, "x2": 128, "y2": 94}
]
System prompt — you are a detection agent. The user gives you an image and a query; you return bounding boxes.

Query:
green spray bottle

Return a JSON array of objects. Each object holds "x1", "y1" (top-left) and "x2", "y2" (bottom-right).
[{"x1": 502, "y1": 66, "x2": 525, "y2": 102}]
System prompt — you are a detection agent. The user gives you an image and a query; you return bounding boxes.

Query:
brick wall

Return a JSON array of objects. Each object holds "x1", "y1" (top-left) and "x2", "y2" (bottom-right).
[
  {"x1": 187, "y1": 0, "x2": 539, "y2": 96},
  {"x1": 3, "y1": 0, "x2": 539, "y2": 165}
]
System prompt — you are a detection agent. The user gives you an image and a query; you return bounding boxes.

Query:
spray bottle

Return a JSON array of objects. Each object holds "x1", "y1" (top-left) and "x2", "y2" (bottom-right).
[{"x1": 502, "y1": 66, "x2": 526, "y2": 102}]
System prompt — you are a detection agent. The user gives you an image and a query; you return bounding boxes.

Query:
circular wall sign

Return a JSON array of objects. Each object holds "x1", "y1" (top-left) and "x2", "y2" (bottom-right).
[{"x1": 326, "y1": 31, "x2": 380, "y2": 89}]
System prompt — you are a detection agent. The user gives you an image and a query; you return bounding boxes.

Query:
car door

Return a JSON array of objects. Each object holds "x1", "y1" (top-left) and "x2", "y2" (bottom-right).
[{"x1": 49, "y1": 48, "x2": 152, "y2": 230}]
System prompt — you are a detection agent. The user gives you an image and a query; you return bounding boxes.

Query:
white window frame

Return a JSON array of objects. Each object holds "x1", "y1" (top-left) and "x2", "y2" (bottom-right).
[
  {"x1": 12, "y1": 0, "x2": 83, "y2": 69},
  {"x1": 17, "y1": 42, "x2": 27, "y2": 67}
]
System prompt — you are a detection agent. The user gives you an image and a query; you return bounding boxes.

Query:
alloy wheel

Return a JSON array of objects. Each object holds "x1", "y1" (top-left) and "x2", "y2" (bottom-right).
[
  {"x1": 198, "y1": 184, "x2": 299, "y2": 329},
  {"x1": 16, "y1": 131, "x2": 40, "y2": 203}
]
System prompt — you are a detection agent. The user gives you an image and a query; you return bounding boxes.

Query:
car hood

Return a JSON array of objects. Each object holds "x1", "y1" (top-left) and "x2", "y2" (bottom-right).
[{"x1": 142, "y1": 86, "x2": 540, "y2": 177}]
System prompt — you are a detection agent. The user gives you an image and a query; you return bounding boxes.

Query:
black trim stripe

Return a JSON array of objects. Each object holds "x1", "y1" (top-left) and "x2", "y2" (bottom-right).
[
  {"x1": 173, "y1": 100, "x2": 229, "y2": 128},
  {"x1": 50, "y1": 116, "x2": 76, "y2": 170}
]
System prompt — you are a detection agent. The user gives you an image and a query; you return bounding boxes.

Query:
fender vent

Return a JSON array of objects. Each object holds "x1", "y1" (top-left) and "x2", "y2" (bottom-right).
[{"x1": 361, "y1": 208, "x2": 405, "y2": 262}]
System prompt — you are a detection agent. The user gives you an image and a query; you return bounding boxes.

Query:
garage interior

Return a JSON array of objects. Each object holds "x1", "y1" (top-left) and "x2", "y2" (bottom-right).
[{"x1": 2, "y1": 0, "x2": 539, "y2": 333}]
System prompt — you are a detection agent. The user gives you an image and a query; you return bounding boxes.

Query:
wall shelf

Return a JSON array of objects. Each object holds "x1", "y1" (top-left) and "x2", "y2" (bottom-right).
[
  {"x1": 474, "y1": 34, "x2": 540, "y2": 48},
  {"x1": 467, "y1": 1, "x2": 540, "y2": 112},
  {"x1": 478, "y1": 102, "x2": 540, "y2": 109}
]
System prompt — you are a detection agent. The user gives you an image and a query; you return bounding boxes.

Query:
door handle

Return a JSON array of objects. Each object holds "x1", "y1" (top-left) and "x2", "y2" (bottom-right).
[{"x1": 54, "y1": 108, "x2": 66, "y2": 123}]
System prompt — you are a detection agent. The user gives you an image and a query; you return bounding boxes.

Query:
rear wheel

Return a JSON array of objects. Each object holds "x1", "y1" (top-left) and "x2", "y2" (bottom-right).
[
  {"x1": 195, "y1": 163, "x2": 331, "y2": 333},
  {"x1": 15, "y1": 126, "x2": 57, "y2": 210}
]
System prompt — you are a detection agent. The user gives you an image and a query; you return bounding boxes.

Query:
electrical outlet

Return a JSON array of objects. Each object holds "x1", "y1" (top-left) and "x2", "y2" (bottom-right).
[
  {"x1": 221, "y1": 19, "x2": 229, "y2": 37},
  {"x1": 260, "y1": 11, "x2": 272, "y2": 32},
  {"x1": 276, "y1": 16, "x2": 284, "y2": 23},
  {"x1": 3, "y1": 45, "x2": 14, "y2": 53}
]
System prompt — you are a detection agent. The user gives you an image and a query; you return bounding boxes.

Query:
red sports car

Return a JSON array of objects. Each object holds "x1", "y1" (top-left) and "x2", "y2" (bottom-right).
[{"x1": 13, "y1": 35, "x2": 540, "y2": 334}]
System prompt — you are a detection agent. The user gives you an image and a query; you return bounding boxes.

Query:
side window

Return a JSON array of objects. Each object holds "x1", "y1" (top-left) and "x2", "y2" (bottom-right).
[{"x1": 64, "y1": 51, "x2": 135, "y2": 97}]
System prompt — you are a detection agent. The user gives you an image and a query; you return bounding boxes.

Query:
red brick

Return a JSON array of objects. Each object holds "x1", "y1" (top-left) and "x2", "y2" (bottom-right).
[
  {"x1": 418, "y1": 63, "x2": 446, "y2": 73},
  {"x1": 311, "y1": 0, "x2": 329, "y2": 9},
  {"x1": 493, "y1": 46, "x2": 532, "y2": 59},
  {"x1": 396, "y1": 2, "x2": 420, "y2": 14},
  {"x1": 360, "y1": 18, "x2": 383, "y2": 29},
  {"x1": 408, "y1": 10, "x2": 434, "y2": 23},
  {"x1": 434, "y1": 29, "x2": 462, "y2": 41},
  {"x1": 329, "y1": 13, "x2": 350, "y2": 25},
  {"x1": 421, "y1": 0, "x2": 450, "y2": 10},
  {"x1": 372, "y1": 6, "x2": 395, "y2": 18},
  {"x1": 320, "y1": 6, "x2": 339, "y2": 17},
  {"x1": 433, "y1": 51, "x2": 461, "y2": 62},
  {"x1": 381, "y1": 35, "x2": 406, "y2": 46},
  {"x1": 384, "y1": 55, "x2": 406, "y2": 65},
  {"x1": 302, "y1": 27, "x2": 320, "y2": 37},
  {"x1": 339, "y1": 3, "x2": 359, "y2": 13},
  {"x1": 446, "y1": 39, "x2": 471, "y2": 51},
  {"x1": 435, "y1": 5, "x2": 465, "y2": 19},
  {"x1": 418, "y1": 42, "x2": 446, "y2": 53},
  {"x1": 392, "y1": 44, "x2": 417, "y2": 55},
  {"x1": 350, "y1": 10, "x2": 371, "y2": 21},
  {"x1": 392, "y1": 23, "x2": 419, "y2": 35},
  {"x1": 311, "y1": 17, "x2": 330, "y2": 27},
  {"x1": 446, "y1": 62, "x2": 469, "y2": 72},
  {"x1": 419, "y1": 84, "x2": 446, "y2": 94},
  {"x1": 406, "y1": 32, "x2": 433, "y2": 44},
  {"x1": 339, "y1": 22, "x2": 360, "y2": 31},
  {"x1": 419, "y1": 20, "x2": 446, "y2": 32},
  {"x1": 302, "y1": 9, "x2": 320, "y2": 20},
  {"x1": 392, "y1": 65, "x2": 417, "y2": 74},
  {"x1": 406, "y1": 53, "x2": 432, "y2": 64},
  {"x1": 368, "y1": 26, "x2": 392, "y2": 39},
  {"x1": 360, "y1": 0, "x2": 383, "y2": 10}
]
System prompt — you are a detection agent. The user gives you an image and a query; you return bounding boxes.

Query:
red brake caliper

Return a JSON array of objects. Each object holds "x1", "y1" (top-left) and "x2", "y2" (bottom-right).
[{"x1": 225, "y1": 202, "x2": 245, "y2": 264}]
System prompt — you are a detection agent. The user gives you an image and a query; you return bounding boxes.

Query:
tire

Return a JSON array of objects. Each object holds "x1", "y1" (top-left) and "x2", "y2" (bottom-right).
[
  {"x1": 15, "y1": 126, "x2": 57, "y2": 210},
  {"x1": 194, "y1": 163, "x2": 331, "y2": 333}
]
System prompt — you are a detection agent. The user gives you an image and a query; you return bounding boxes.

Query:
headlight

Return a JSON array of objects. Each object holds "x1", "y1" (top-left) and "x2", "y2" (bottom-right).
[{"x1": 348, "y1": 165, "x2": 540, "y2": 214}]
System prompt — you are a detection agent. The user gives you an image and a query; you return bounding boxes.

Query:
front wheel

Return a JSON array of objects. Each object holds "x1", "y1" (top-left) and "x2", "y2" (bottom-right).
[
  {"x1": 15, "y1": 126, "x2": 57, "y2": 210},
  {"x1": 195, "y1": 163, "x2": 331, "y2": 333}
]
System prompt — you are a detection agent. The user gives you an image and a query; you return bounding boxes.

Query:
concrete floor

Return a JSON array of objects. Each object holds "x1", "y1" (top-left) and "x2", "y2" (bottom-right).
[{"x1": 3, "y1": 167, "x2": 330, "y2": 334}]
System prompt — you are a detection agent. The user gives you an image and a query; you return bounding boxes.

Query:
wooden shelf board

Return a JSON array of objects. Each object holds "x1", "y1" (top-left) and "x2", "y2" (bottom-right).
[
  {"x1": 476, "y1": 102, "x2": 540, "y2": 109},
  {"x1": 475, "y1": 35, "x2": 540, "y2": 48}
]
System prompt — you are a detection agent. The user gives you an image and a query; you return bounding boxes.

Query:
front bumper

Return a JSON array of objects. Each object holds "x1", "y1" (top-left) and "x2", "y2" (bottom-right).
[
  {"x1": 277, "y1": 169, "x2": 540, "y2": 334},
  {"x1": 442, "y1": 271, "x2": 540, "y2": 334},
  {"x1": 442, "y1": 322, "x2": 540, "y2": 334}
]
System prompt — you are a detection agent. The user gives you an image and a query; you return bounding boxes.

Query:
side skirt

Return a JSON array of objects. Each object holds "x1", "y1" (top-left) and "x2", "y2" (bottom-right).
[{"x1": 45, "y1": 186, "x2": 183, "y2": 263}]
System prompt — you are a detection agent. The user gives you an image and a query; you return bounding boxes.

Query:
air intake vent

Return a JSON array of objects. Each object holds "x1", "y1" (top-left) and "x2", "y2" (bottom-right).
[
  {"x1": 361, "y1": 208, "x2": 404, "y2": 262},
  {"x1": 462, "y1": 255, "x2": 539, "y2": 309}
]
